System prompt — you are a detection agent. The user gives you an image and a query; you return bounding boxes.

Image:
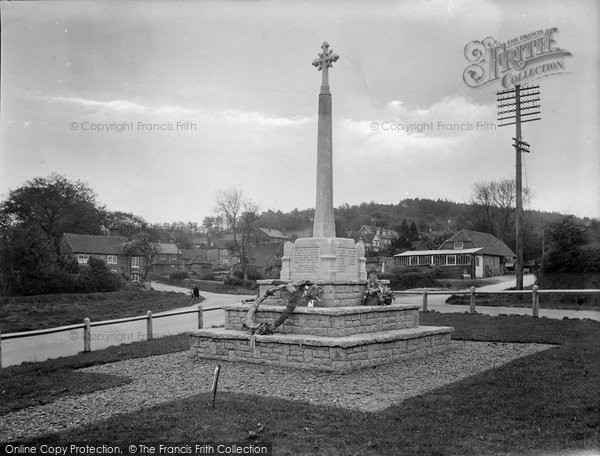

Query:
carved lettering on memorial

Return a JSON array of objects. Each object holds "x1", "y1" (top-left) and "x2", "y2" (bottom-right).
[{"x1": 291, "y1": 247, "x2": 321, "y2": 274}]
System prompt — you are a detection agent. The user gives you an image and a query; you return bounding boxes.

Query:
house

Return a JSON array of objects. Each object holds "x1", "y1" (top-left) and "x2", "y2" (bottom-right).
[
  {"x1": 347, "y1": 231, "x2": 375, "y2": 251},
  {"x1": 181, "y1": 248, "x2": 212, "y2": 275},
  {"x1": 203, "y1": 238, "x2": 239, "y2": 267},
  {"x1": 255, "y1": 228, "x2": 288, "y2": 243},
  {"x1": 246, "y1": 242, "x2": 285, "y2": 277},
  {"x1": 60, "y1": 233, "x2": 143, "y2": 281},
  {"x1": 357, "y1": 225, "x2": 399, "y2": 252},
  {"x1": 151, "y1": 243, "x2": 184, "y2": 273},
  {"x1": 394, "y1": 230, "x2": 516, "y2": 278}
]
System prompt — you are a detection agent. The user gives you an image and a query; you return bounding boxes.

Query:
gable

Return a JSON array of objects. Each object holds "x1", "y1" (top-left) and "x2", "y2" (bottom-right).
[{"x1": 443, "y1": 230, "x2": 516, "y2": 257}]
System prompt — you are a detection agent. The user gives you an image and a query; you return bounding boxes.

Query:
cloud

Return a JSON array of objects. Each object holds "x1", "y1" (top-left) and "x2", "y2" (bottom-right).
[
  {"x1": 219, "y1": 109, "x2": 313, "y2": 128},
  {"x1": 38, "y1": 94, "x2": 313, "y2": 129},
  {"x1": 386, "y1": 95, "x2": 496, "y2": 130}
]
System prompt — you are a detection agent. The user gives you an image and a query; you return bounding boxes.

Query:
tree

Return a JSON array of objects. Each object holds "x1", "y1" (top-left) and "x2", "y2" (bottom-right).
[
  {"x1": 213, "y1": 188, "x2": 260, "y2": 281},
  {"x1": 470, "y1": 178, "x2": 531, "y2": 248},
  {"x1": 0, "y1": 174, "x2": 106, "y2": 253},
  {"x1": 104, "y1": 211, "x2": 148, "y2": 239},
  {"x1": 121, "y1": 231, "x2": 162, "y2": 281}
]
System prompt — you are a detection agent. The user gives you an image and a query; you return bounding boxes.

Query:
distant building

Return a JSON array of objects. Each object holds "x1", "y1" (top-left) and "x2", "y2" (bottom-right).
[
  {"x1": 394, "y1": 230, "x2": 515, "y2": 279},
  {"x1": 151, "y1": 243, "x2": 184, "y2": 273},
  {"x1": 60, "y1": 233, "x2": 142, "y2": 281},
  {"x1": 255, "y1": 228, "x2": 289, "y2": 243},
  {"x1": 246, "y1": 242, "x2": 285, "y2": 277},
  {"x1": 181, "y1": 248, "x2": 212, "y2": 275}
]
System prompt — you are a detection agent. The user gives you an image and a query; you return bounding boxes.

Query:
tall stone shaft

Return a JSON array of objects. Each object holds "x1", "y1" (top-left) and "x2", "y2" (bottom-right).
[
  {"x1": 311, "y1": 42, "x2": 339, "y2": 239},
  {"x1": 313, "y1": 86, "x2": 335, "y2": 238}
]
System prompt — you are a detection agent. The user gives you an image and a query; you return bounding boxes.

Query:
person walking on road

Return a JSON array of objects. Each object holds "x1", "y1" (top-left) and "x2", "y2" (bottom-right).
[{"x1": 192, "y1": 285, "x2": 200, "y2": 302}]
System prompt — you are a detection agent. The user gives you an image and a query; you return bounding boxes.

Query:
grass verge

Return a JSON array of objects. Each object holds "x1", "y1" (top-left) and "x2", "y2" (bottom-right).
[
  {"x1": 0, "y1": 333, "x2": 189, "y2": 414},
  {"x1": 157, "y1": 278, "x2": 258, "y2": 295},
  {"x1": 0, "y1": 290, "x2": 201, "y2": 333},
  {"x1": 9, "y1": 314, "x2": 600, "y2": 454},
  {"x1": 445, "y1": 293, "x2": 600, "y2": 310}
]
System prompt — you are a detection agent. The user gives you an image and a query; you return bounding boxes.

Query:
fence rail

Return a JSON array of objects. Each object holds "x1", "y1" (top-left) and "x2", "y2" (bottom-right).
[
  {"x1": 0, "y1": 305, "x2": 223, "y2": 368},
  {"x1": 394, "y1": 286, "x2": 600, "y2": 315}
]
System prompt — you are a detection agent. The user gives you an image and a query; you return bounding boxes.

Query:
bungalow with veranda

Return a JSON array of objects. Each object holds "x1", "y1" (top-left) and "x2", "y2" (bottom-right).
[{"x1": 394, "y1": 230, "x2": 516, "y2": 279}]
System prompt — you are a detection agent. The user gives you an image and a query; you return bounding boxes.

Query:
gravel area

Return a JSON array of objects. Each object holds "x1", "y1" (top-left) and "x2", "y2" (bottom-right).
[{"x1": 0, "y1": 341, "x2": 553, "y2": 441}]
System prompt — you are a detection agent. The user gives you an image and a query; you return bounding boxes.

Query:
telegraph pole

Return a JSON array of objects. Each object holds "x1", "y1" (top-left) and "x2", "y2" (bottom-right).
[{"x1": 497, "y1": 84, "x2": 540, "y2": 290}]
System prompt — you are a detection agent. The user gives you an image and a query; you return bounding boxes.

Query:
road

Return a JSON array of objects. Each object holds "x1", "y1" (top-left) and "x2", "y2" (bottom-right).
[
  {"x1": 1, "y1": 283, "x2": 256, "y2": 368},
  {"x1": 4, "y1": 277, "x2": 598, "y2": 367},
  {"x1": 393, "y1": 274, "x2": 600, "y2": 321}
]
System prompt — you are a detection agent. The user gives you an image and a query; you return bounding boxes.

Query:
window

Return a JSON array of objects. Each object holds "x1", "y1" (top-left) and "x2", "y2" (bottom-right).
[
  {"x1": 110, "y1": 269, "x2": 118, "y2": 274},
  {"x1": 131, "y1": 257, "x2": 140, "y2": 268},
  {"x1": 131, "y1": 272, "x2": 141, "y2": 282},
  {"x1": 446, "y1": 255, "x2": 457, "y2": 265},
  {"x1": 107, "y1": 255, "x2": 118, "y2": 264},
  {"x1": 410, "y1": 256, "x2": 418, "y2": 266},
  {"x1": 453, "y1": 242, "x2": 464, "y2": 250},
  {"x1": 78, "y1": 254, "x2": 89, "y2": 264}
]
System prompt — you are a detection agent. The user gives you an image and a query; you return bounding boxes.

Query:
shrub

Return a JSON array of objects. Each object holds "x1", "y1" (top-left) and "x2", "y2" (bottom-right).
[
  {"x1": 169, "y1": 270, "x2": 189, "y2": 281},
  {"x1": 200, "y1": 273, "x2": 217, "y2": 281},
  {"x1": 232, "y1": 265, "x2": 262, "y2": 280},
  {"x1": 381, "y1": 267, "x2": 440, "y2": 290},
  {"x1": 224, "y1": 276, "x2": 244, "y2": 286}
]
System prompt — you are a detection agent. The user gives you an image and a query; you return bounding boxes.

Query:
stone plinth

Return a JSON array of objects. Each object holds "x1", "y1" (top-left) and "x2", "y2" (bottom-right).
[
  {"x1": 224, "y1": 303, "x2": 420, "y2": 336},
  {"x1": 280, "y1": 237, "x2": 367, "y2": 282},
  {"x1": 190, "y1": 301, "x2": 454, "y2": 372},
  {"x1": 190, "y1": 326, "x2": 453, "y2": 372}
]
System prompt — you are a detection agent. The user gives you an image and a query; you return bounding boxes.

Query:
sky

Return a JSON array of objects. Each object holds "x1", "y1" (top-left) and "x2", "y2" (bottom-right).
[{"x1": 1, "y1": 0, "x2": 599, "y2": 225}]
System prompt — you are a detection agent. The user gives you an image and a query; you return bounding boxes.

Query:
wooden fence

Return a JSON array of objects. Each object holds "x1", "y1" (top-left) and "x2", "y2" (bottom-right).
[
  {"x1": 394, "y1": 286, "x2": 600, "y2": 316},
  {"x1": 0, "y1": 305, "x2": 221, "y2": 368}
]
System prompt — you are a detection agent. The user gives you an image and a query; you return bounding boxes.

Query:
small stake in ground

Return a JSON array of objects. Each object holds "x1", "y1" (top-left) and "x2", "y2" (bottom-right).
[{"x1": 211, "y1": 363, "x2": 221, "y2": 409}]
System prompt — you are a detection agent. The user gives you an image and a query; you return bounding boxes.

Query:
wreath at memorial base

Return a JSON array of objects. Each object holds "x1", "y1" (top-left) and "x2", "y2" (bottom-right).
[{"x1": 244, "y1": 281, "x2": 323, "y2": 335}]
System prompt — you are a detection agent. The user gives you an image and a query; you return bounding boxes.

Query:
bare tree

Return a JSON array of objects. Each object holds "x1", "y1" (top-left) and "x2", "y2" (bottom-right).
[
  {"x1": 470, "y1": 178, "x2": 531, "y2": 246},
  {"x1": 213, "y1": 188, "x2": 260, "y2": 280}
]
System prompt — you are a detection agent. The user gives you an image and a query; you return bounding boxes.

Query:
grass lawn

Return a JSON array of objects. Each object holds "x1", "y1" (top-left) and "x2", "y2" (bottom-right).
[
  {"x1": 157, "y1": 278, "x2": 259, "y2": 295},
  {"x1": 0, "y1": 290, "x2": 201, "y2": 333},
  {"x1": 446, "y1": 292, "x2": 600, "y2": 310},
  {"x1": 9, "y1": 313, "x2": 600, "y2": 455}
]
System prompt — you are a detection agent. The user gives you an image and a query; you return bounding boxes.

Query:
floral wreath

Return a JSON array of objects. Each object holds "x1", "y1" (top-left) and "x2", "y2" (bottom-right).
[
  {"x1": 362, "y1": 273, "x2": 394, "y2": 305},
  {"x1": 244, "y1": 280, "x2": 323, "y2": 335}
]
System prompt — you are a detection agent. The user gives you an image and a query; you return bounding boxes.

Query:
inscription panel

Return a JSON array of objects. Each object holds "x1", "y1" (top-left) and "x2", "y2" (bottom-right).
[
  {"x1": 337, "y1": 247, "x2": 358, "y2": 277},
  {"x1": 292, "y1": 247, "x2": 321, "y2": 274}
]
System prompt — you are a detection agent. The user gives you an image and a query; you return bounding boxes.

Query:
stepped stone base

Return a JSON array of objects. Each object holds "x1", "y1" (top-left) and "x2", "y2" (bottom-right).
[
  {"x1": 190, "y1": 326, "x2": 453, "y2": 372},
  {"x1": 224, "y1": 303, "x2": 420, "y2": 337}
]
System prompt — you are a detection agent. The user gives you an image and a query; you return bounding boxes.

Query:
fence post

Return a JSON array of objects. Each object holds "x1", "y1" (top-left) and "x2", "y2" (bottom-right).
[
  {"x1": 532, "y1": 285, "x2": 539, "y2": 318},
  {"x1": 147, "y1": 311, "x2": 153, "y2": 340},
  {"x1": 469, "y1": 286, "x2": 476, "y2": 314},
  {"x1": 83, "y1": 317, "x2": 91, "y2": 352},
  {"x1": 0, "y1": 329, "x2": 2, "y2": 369},
  {"x1": 422, "y1": 289, "x2": 428, "y2": 312},
  {"x1": 198, "y1": 305, "x2": 203, "y2": 329}
]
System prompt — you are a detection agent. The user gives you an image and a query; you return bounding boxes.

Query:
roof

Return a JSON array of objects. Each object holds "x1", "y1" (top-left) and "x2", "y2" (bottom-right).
[
  {"x1": 181, "y1": 248, "x2": 202, "y2": 261},
  {"x1": 258, "y1": 228, "x2": 288, "y2": 239},
  {"x1": 246, "y1": 242, "x2": 284, "y2": 268},
  {"x1": 62, "y1": 233, "x2": 128, "y2": 255},
  {"x1": 395, "y1": 248, "x2": 482, "y2": 257},
  {"x1": 158, "y1": 243, "x2": 180, "y2": 255},
  {"x1": 444, "y1": 230, "x2": 516, "y2": 257}
]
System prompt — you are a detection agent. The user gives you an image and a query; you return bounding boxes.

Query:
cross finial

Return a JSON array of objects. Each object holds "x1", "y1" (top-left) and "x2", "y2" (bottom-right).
[{"x1": 312, "y1": 41, "x2": 339, "y2": 88}]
